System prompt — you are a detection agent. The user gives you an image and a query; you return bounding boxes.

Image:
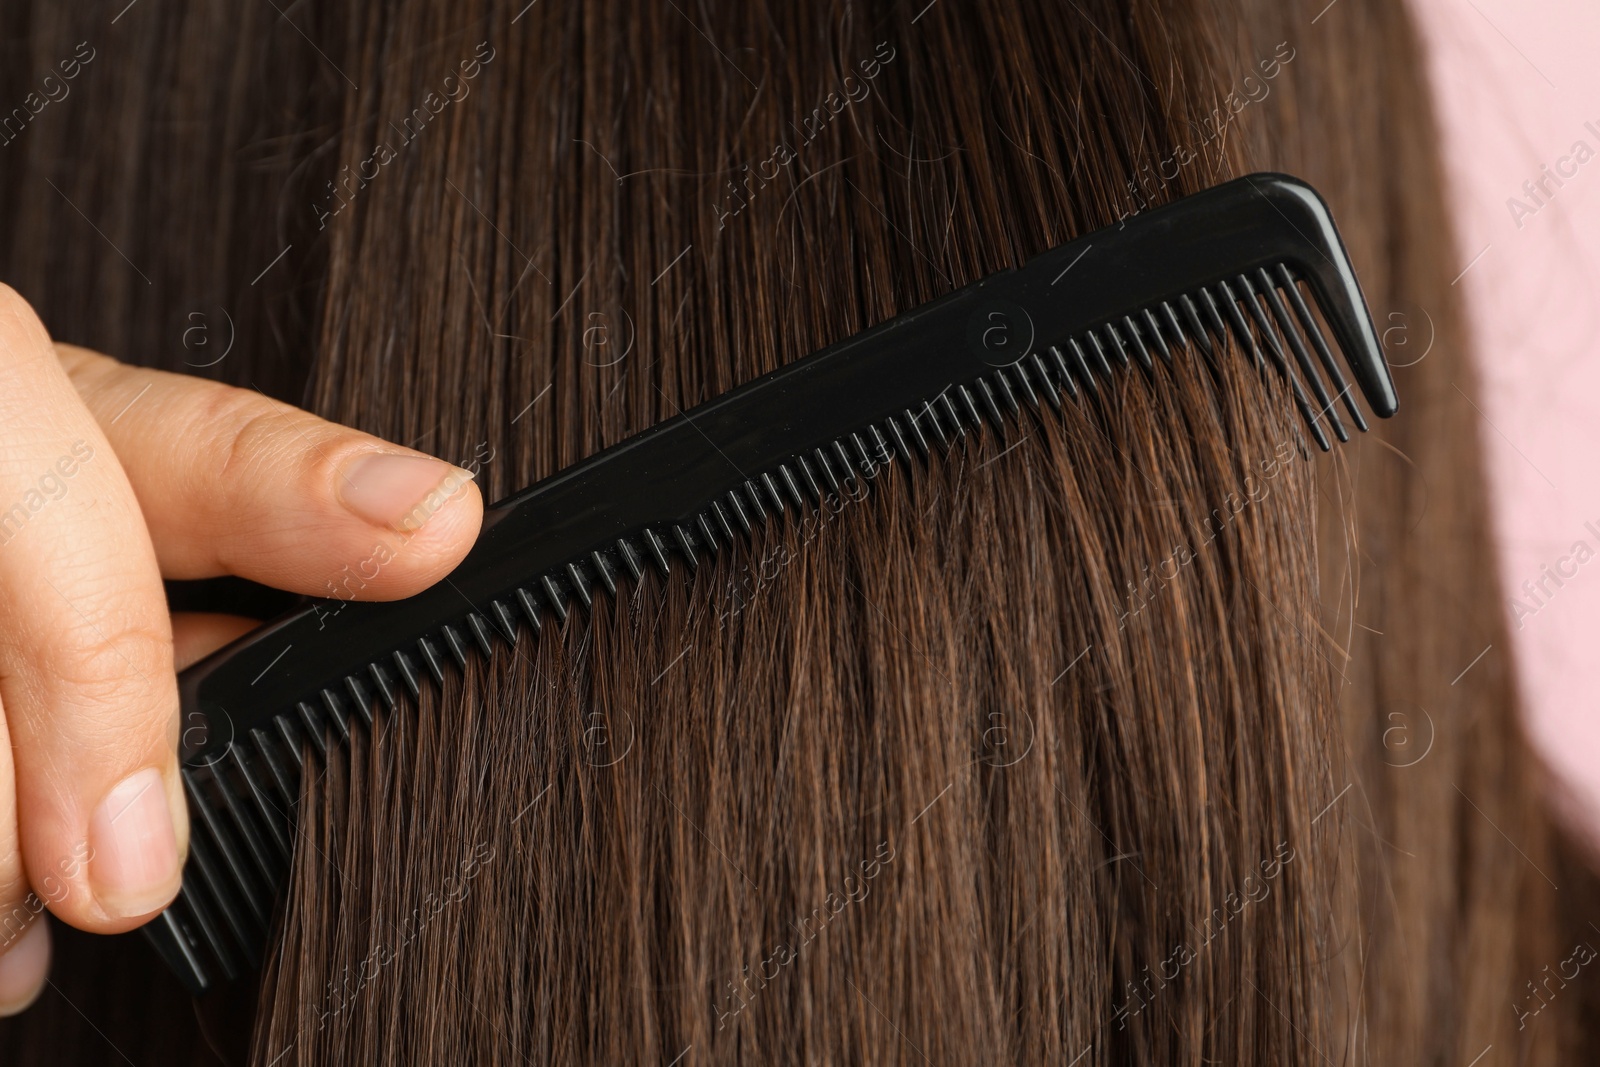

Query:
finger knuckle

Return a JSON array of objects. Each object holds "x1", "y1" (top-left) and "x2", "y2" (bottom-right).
[
  {"x1": 206, "y1": 387, "x2": 285, "y2": 485},
  {"x1": 48, "y1": 616, "x2": 174, "y2": 720},
  {"x1": 207, "y1": 386, "x2": 340, "y2": 493}
]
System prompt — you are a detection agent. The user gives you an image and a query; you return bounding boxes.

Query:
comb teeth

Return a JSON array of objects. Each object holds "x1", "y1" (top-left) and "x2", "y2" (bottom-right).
[
  {"x1": 157, "y1": 265, "x2": 1362, "y2": 986},
  {"x1": 147, "y1": 173, "x2": 1396, "y2": 995},
  {"x1": 1008, "y1": 265, "x2": 1371, "y2": 454}
]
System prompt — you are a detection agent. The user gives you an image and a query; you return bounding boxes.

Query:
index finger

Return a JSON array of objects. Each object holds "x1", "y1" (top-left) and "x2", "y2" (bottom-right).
[{"x1": 57, "y1": 344, "x2": 485, "y2": 602}]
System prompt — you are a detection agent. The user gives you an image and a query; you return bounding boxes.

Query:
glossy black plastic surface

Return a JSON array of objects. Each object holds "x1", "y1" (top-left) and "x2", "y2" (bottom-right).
[{"x1": 143, "y1": 172, "x2": 1396, "y2": 993}]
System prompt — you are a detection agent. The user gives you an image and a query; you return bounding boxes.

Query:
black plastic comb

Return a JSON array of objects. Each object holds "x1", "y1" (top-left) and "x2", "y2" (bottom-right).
[{"x1": 143, "y1": 173, "x2": 1396, "y2": 993}]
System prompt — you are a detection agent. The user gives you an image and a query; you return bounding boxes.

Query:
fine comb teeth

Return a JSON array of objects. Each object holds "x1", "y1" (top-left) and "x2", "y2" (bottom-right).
[{"x1": 144, "y1": 172, "x2": 1397, "y2": 993}]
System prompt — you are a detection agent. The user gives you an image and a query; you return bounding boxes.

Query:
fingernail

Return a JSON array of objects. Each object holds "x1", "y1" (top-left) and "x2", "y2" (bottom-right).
[
  {"x1": 0, "y1": 916, "x2": 49, "y2": 1016},
  {"x1": 88, "y1": 768, "x2": 180, "y2": 919},
  {"x1": 338, "y1": 453, "x2": 475, "y2": 532}
]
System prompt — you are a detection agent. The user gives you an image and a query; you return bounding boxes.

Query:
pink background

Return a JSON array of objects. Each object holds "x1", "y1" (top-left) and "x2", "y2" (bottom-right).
[{"x1": 1409, "y1": 1, "x2": 1600, "y2": 833}]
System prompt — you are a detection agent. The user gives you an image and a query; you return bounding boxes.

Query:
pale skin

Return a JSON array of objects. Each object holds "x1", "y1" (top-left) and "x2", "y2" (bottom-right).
[{"x1": 0, "y1": 285, "x2": 485, "y2": 1013}]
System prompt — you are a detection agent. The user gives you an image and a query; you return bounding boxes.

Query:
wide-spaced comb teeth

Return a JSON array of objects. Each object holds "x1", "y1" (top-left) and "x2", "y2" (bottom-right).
[
  {"x1": 1213, "y1": 277, "x2": 1330, "y2": 450},
  {"x1": 145, "y1": 172, "x2": 1396, "y2": 994},
  {"x1": 1244, "y1": 268, "x2": 1347, "y2": 442},
  {"x1": 1272, "y1": 261, "x2": 1367, "y2": 432}
]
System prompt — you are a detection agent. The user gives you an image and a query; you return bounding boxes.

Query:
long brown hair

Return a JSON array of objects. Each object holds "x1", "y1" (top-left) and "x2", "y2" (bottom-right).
[{"x1": 2, "y1": 0, "x2": 1596, "y2": 1063}]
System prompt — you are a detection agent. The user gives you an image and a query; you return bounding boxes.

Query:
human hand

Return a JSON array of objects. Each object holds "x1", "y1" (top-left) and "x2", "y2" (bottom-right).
[{"x1": 0, "y1": 285, "x2": 484, "y2": 1013}]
